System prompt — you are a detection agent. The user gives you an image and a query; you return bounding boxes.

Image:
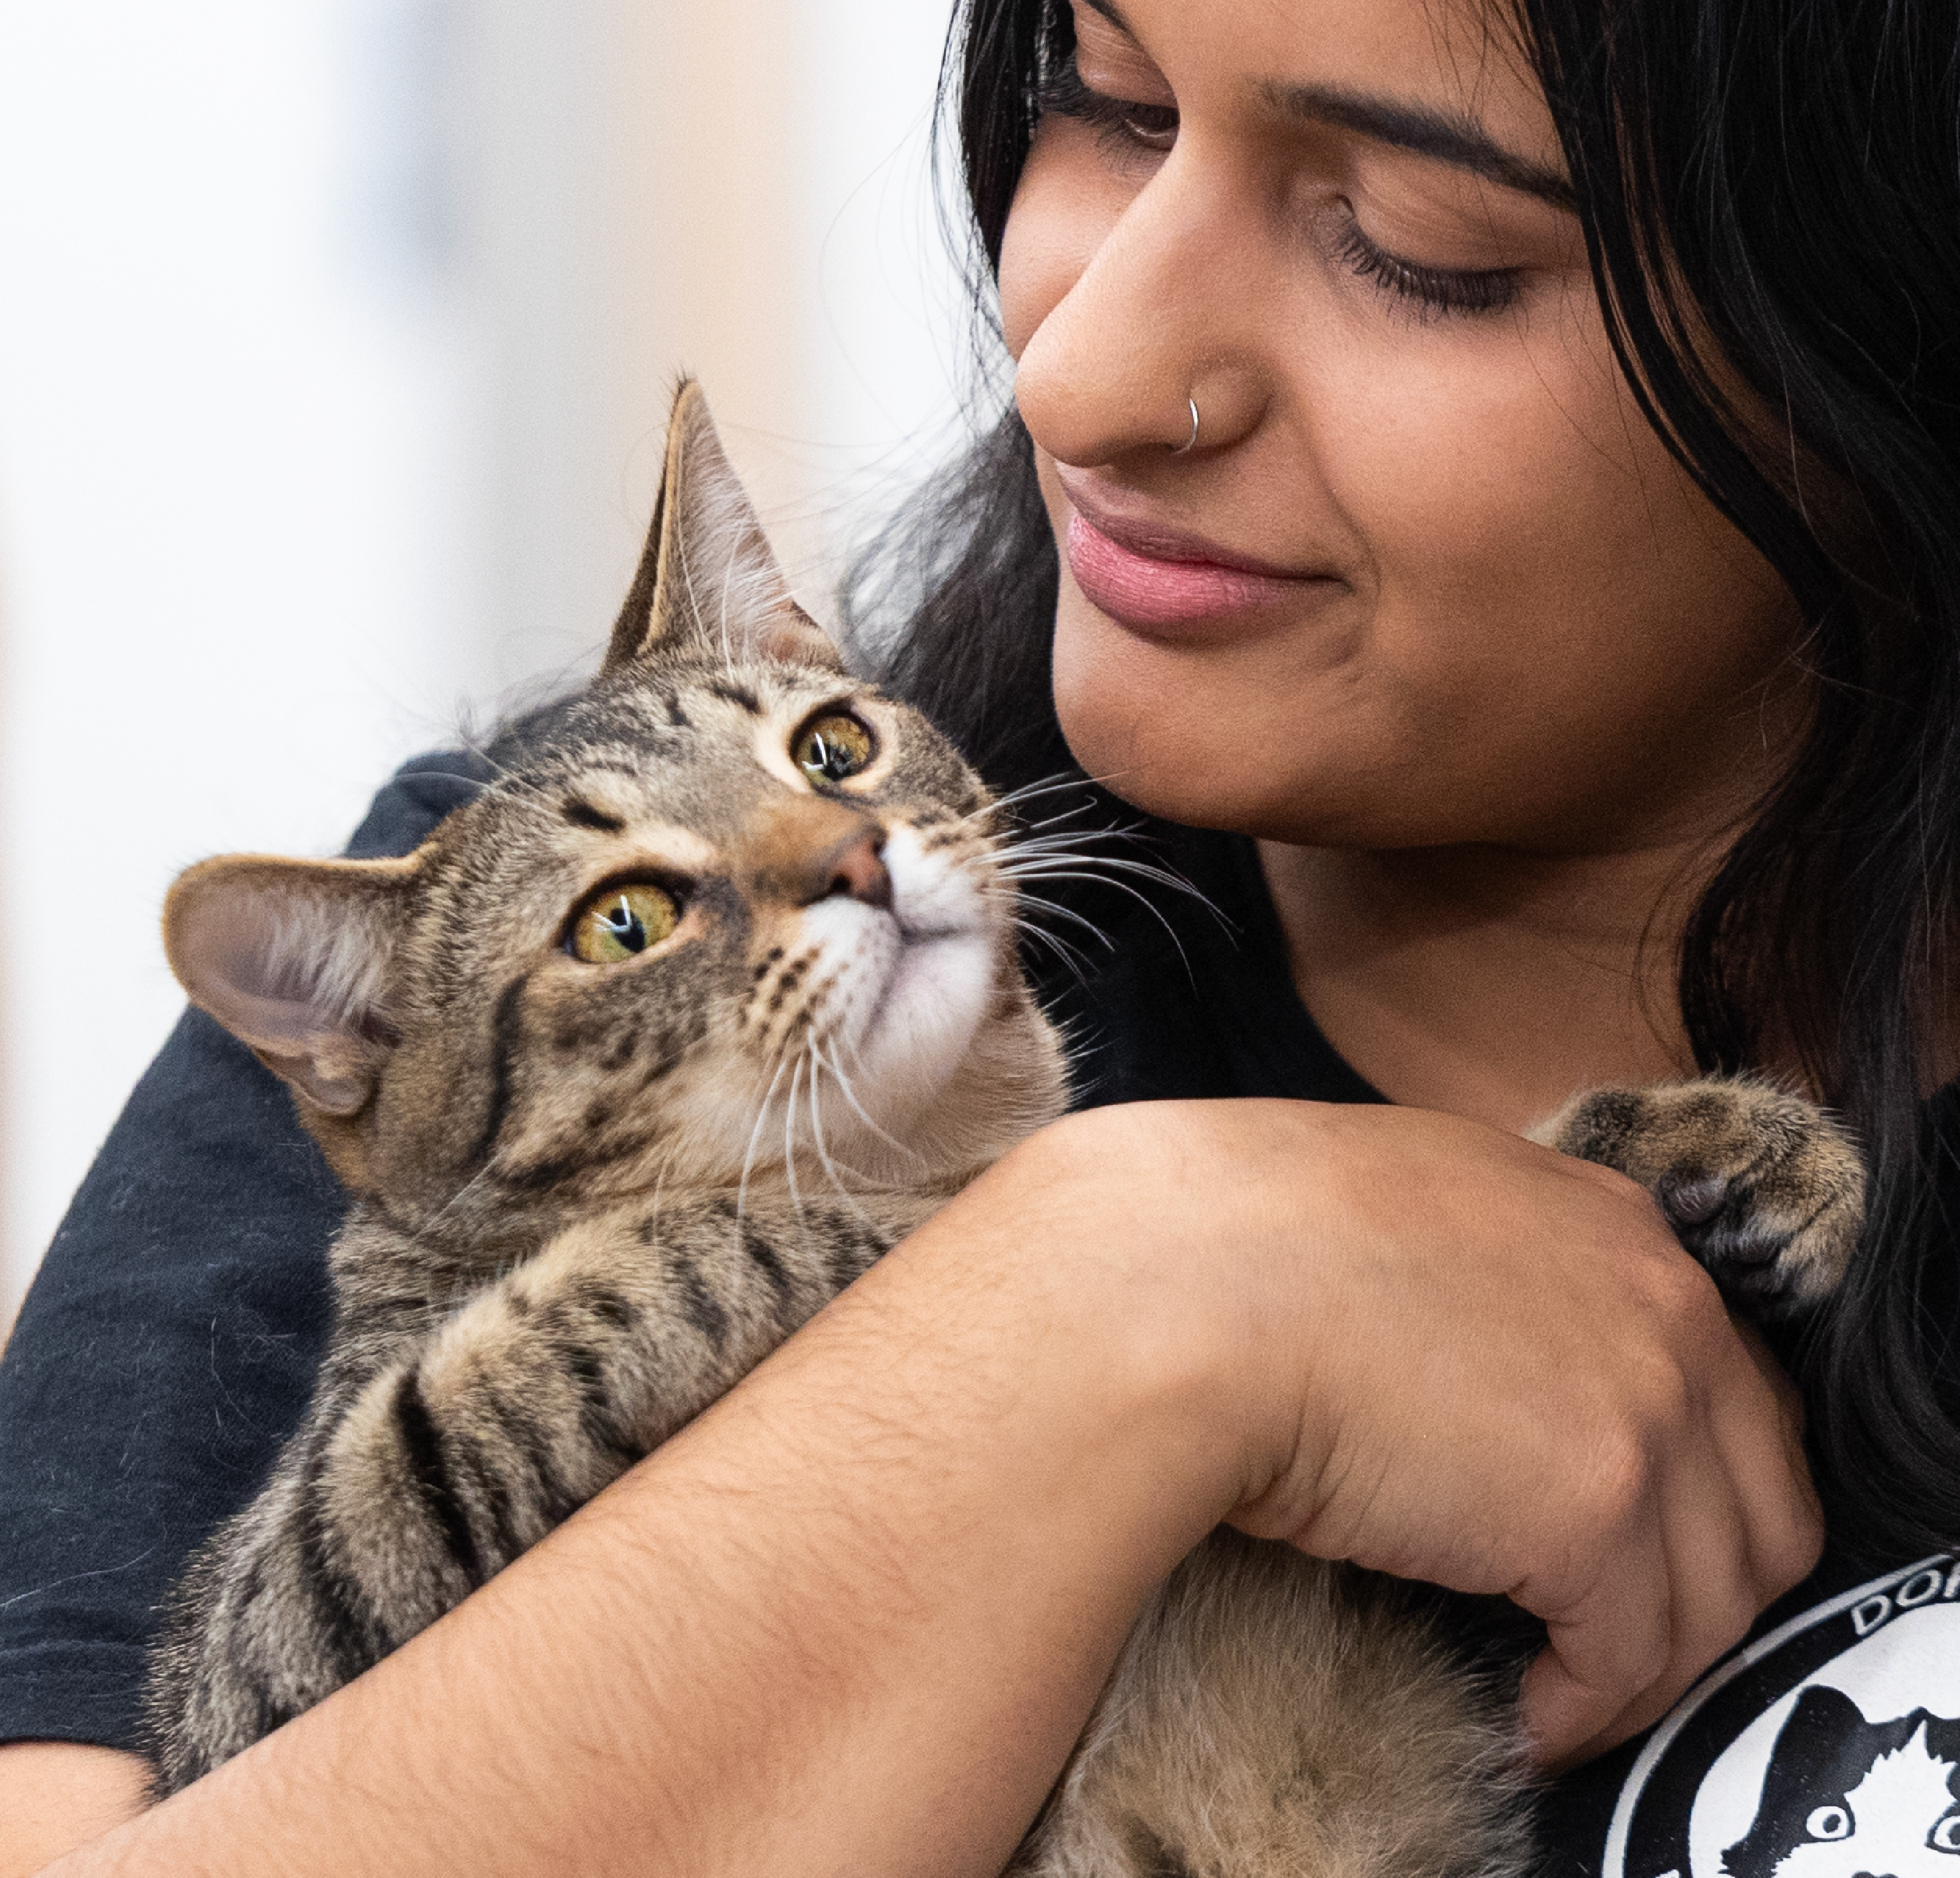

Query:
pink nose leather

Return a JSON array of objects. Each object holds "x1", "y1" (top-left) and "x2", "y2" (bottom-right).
[{"x1": 822, "y1": 830, "x2": 892, "y2": 910}]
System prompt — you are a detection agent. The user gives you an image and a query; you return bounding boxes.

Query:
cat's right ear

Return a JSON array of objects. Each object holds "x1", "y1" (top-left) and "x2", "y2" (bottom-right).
[
  {"x1": 163, "y1": 852, "x2": 421, "y2": 1116},
  {"x1": 602, "y1": 378, "x2": 842, "y2": 677}
]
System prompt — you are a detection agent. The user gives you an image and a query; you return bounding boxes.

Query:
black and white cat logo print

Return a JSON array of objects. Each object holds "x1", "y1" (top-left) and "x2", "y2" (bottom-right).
[{"x1": 1606, "y1": 1555, "x2": 1960, "y2": 1877}]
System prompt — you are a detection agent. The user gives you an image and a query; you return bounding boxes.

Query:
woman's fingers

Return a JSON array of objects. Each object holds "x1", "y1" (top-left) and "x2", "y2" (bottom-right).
[
  {"x1": 1516, "y1": 1510, "x2": 1675, "y2": 1762},
  {"x1": 1721, "y1": 1320, "x2": 1825, "y2": 1602},
  {"x1": 1496, "y1": 1290, "x2": 1821, "y2": 1764}
]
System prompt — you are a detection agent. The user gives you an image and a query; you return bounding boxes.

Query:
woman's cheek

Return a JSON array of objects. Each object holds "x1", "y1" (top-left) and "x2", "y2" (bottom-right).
[{"x1": 1000, "y1": 122, "x2": 1133, "y2": 363}]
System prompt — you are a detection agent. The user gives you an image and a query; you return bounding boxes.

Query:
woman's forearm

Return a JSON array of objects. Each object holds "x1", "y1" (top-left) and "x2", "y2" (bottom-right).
[
  {"x1": 48, "y1": 1122, "x2": 1247, "y2": 1877},
  {"x1": 39, "y1": 1095, "x2": 1822, "y2": 1871}
]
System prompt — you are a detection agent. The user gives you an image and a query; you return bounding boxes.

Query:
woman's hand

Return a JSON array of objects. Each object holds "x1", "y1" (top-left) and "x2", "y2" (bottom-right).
[{"x1": 1032, "y1": 1097, "x2": 1821, "y2": 1766}]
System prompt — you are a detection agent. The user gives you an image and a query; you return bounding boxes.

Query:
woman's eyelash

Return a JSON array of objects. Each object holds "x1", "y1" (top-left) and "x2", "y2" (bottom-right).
[
  {"x1": 1331, "y1": 216, "x2": 1523, "y2": 320},
  {"x1": 1037, "y1": 57, "x2": 1179, "y2": 152},
  {"x1": 1036, "y1": 59, "x2": 1517, "y2": 321}
]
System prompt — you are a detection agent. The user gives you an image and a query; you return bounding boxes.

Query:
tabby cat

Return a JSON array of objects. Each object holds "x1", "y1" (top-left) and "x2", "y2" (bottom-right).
[{"x1": 142, "y1": 381, "x2": 1867, "y2": 1877}]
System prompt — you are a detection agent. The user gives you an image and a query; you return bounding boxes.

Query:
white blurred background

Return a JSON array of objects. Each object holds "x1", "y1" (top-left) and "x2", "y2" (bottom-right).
[{"x1": 0, "y1": 0, "x2": 981, "y2": 1328}]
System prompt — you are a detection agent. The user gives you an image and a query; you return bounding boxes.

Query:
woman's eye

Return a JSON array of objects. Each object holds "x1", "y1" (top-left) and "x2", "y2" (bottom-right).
[
  {"x1": 1038, "y1": 56, "x2": 1178, "y2": 154},
  {"x1": 794, "y1": 713, "x2": 875, "y2": 786},
  {"x1": 567, "y1": 884, "x2": 679, "y2": 963},
  {"x1": 1332, "y1": 212, "x2": 1522, "y2": 321}
]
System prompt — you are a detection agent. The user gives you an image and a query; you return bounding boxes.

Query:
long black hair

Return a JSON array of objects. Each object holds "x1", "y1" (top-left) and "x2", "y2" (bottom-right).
[{"x1": 847, "y1": 0, "x2": 1960, "y2": 1562}]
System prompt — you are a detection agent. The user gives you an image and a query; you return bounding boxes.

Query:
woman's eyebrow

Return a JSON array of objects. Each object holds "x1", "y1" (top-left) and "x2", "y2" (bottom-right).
[{"x1": 1263, "y1": 80, "x2": 1576, "y2": 210}]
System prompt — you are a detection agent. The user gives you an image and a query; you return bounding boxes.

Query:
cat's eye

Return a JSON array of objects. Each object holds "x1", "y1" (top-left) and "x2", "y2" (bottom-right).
[
  {"x1": 1803, "y1": 1804, "x2": 1851, "y2": 1841},
  {"x1": 567, "y1": 883, "x2": 679, "y2": 963},
  {"x1": 794, "y1": 712, "x2": 875, "y2": 786},
  {"x1": 1934, "y1": 1813, "x2": 1960, "y2": 1852}
]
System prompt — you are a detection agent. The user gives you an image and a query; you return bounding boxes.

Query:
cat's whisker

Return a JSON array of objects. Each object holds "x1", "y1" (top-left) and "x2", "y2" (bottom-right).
[
  {"x1": 997, "y1": 864, "x2": 1213, "y2": 978},
  {"x1": 737, "y1": 1054, "x2": 794, "y2": 1226},
  {"x1": 782, "y1": 1052, "x2": 808, "y2": 1226},
  {"x1": 805, "y1": 1056, "x2": 880, "y2": 1225},
  {"x1": 1009, "y1": 900, "x2": 1112, "y2": 984},
  {"x1": 962, "y1": 772, "x2": 1100, "y2": 820},
  {"x1": 1002, "y1": 888, "x2": 1117, "y2": 943},
  {"x1": 811, "y1": 1039, "x2": 929, "y2": 1167},
  {"x1": 995, "y1": 803, "x2": 1119, "y2": 843},
  {"x1": 997, "y1": 836, "x2": 1186, "y2": 875},
  {"x1": 1010, "y1": 919, "x2": 1100, "y2": 987},
  {"x1": 998, "y1": 849, "x2": 1217, "y2": 905},
  {"x1": 399, "y1": 1163, "x2": 502, "y2": 1284}
]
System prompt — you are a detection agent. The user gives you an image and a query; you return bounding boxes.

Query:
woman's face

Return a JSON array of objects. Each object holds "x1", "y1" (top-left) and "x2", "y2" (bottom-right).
[{"x1": 1002, "y1": 0, "x2": 1805, "y2": 852}]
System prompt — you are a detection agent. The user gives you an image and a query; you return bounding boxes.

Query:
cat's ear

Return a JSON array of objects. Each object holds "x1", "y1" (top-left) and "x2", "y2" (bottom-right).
[
  {"x1": 602, "y1": 378, "x2": 843, "y2": 677},
  {"x1": 163, "y1": 852, "x2": 421, "y2": 1116}
]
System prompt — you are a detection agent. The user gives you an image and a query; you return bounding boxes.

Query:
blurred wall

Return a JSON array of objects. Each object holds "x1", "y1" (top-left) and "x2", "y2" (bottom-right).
[{"x1": 0, "y1": 0, "x2": 973, "y2": 1329}]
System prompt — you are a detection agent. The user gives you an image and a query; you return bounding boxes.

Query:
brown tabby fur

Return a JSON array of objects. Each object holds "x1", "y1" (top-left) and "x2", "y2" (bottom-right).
[{"x1": 142, "y1": 382, "x2": 1866, "y2": 1875}]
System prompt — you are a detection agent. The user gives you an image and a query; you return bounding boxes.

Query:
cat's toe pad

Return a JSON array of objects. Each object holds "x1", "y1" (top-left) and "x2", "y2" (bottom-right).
[{"x1": 1535, "y1": 1080, "x2": 1866, "y2": 1312}]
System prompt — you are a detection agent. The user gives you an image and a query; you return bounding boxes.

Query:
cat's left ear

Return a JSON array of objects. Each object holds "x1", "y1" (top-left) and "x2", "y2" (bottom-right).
[
  {"x1": 163, "y1": 852, "x2": 421, "y2": 1118},
  {"x1": 603, "y1": 378, "x2": 843, "y2": 677}
]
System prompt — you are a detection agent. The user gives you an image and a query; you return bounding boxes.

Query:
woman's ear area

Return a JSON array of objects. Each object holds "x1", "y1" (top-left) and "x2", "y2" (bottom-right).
[
  {"x1": 163, "y1": 852, "x2": 422, "y2": 1117},
  {"x1": 604, "y1": 378, "x2": 843, "y2": 678}
]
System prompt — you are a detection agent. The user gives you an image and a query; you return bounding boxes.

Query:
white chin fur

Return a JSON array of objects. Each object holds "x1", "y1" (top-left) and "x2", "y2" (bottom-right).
[{"x1": 796, "y1": 823, "x2": 997, "y2": 1137}]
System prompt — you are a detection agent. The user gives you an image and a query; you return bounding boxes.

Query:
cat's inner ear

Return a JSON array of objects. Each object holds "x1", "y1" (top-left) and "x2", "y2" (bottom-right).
[
  {"x1": 164, "y1": 854, "x2": 419, "y2": 1116},
  {"x1": 603, "y1": 378, "x2": 843, "y2": 678}
]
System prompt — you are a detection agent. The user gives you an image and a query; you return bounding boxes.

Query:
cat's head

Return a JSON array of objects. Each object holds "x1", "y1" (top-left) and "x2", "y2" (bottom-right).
[{"x1": 164, "y1": 382, "x2": 1067, "y2": 1226}]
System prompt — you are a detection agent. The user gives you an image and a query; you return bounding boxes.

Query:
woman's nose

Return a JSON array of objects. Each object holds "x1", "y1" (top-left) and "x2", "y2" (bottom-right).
[{"x1": 1011, "y1": 153, "x2": 1271, "y2": 470}]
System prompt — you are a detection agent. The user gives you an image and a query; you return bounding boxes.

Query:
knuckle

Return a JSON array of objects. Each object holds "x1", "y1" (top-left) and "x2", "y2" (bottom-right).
[
  {"x1": 1643, "y1": 1250, "x2": 1722, "y2": 1332},
  {"x1": 1759, "y1": 1497, "x2": 1827, "y2": 1591},
  {"x1": 1584, "y1": 1427, "x2": 1659, "y2": 1532},
  {"x1": 1624, "y1": 1348, "x2": 1698, "y2": 1444}
]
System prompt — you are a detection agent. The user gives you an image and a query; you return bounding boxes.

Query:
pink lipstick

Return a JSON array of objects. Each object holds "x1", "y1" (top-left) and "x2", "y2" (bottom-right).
[{"x1": 1062, "y1": 503, "x2": 1338, "y2": 638}]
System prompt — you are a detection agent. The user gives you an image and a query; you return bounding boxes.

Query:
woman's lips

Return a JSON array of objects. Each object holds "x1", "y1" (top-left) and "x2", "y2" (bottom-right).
[{"x1": 1063, "y1": 508, "x2": 1336, "y2": 637}]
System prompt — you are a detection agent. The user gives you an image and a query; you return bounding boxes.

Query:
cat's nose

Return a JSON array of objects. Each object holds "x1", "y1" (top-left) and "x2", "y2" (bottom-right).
[{"x1": 816, "y1": 829, "x2": 892, "y2": 911}]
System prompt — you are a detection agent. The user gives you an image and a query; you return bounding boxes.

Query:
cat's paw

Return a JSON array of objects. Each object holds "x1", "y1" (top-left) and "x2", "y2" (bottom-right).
[{"x1": 1533, "y1": 1078, "x2": 1865, "y2": 1312}]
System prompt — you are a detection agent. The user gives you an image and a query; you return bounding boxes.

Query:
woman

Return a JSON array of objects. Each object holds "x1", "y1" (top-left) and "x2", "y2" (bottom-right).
[{"x1": 2, "y1": 0, "x2": 1955, "y2": 1866}]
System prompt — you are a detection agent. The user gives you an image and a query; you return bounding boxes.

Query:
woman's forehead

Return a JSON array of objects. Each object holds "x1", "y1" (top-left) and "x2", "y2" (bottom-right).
[{"x1": 1071, "y1": 0, "x2": 1569, "y2": 204}]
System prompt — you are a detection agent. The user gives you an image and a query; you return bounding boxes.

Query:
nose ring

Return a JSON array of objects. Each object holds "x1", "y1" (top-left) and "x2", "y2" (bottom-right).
[{"x1": 1169, "y1": 396, "x2": 1200, "y2": 455}]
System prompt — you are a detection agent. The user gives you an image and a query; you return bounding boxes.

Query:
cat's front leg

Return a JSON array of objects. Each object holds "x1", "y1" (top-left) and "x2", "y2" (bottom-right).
[
  {"x1": 146, "y1": 1194, "x2": 920, "y2": 1790},
  {"x1": 318, "y1": 1195, "x2": 911, "y2": 1619},
  {"x1": 1533, "y1": 1077, "x2": 1866, "y2": 1311}
]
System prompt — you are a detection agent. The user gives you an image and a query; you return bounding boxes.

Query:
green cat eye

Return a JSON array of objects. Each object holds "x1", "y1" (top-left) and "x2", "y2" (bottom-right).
[
  {"x1": 568, "y1": 883, "x2": 678, "y2": 964},
  {"x1": 794, "y1": 713, "x2": 875, "y2": 786}
]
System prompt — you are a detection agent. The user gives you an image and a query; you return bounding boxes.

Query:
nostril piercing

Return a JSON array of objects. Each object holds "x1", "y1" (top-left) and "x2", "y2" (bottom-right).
[{"x1": 1169, "y1": 396, "x2": 1200, "y2": 455}]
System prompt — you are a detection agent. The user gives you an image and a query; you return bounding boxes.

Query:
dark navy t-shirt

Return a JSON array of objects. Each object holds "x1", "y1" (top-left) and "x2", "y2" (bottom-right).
[{"x1": 1, "y1": 756, "x2": 1954, "y2": 1874}]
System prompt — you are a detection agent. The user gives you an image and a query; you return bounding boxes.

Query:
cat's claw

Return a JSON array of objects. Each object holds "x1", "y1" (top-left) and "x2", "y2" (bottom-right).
[{"x1": 1533, "y1": 1079, "x2": 1867, "y2": 1314}]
